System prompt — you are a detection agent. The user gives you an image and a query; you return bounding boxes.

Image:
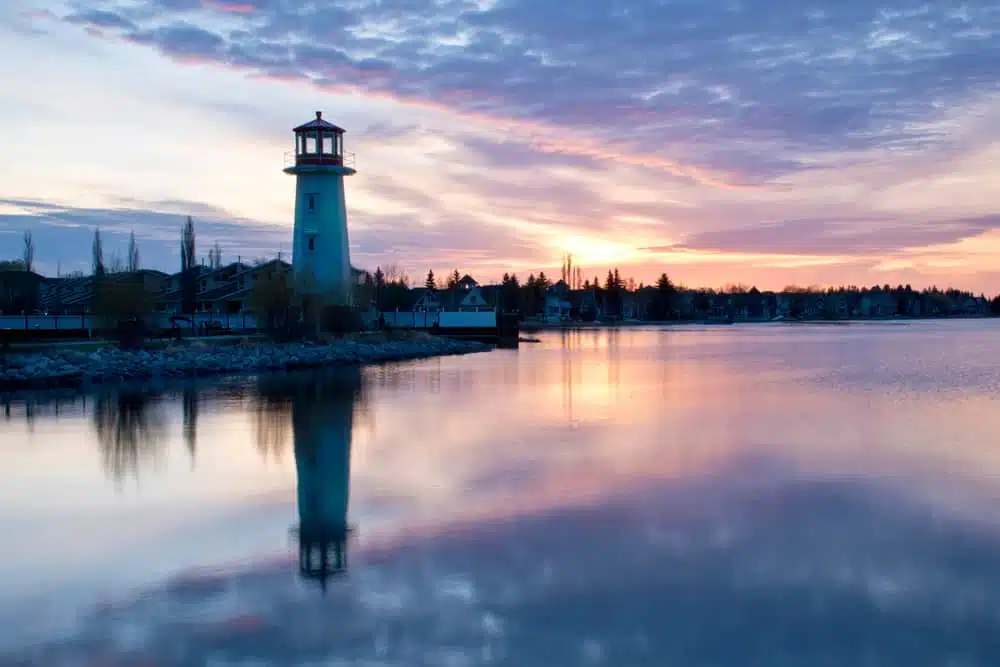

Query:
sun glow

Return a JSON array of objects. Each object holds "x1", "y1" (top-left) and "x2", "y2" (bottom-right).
[{"x1": 557, "y1": 235, "x2": 640, "y2": 265}]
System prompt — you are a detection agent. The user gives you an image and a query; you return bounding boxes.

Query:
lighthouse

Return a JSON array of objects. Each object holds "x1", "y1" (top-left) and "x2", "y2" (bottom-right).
[
  {"x1": 291, "y1": 371, "x2": 361, "y2": 589},
  {"x1": 284, "y1": 111, "x2": 356, "y2": 305}
]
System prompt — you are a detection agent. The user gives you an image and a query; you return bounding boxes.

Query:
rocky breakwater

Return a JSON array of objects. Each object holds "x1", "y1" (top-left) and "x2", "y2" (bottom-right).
[{"x1": 0, "y1": 336, "x2": 489, "y2": 392}]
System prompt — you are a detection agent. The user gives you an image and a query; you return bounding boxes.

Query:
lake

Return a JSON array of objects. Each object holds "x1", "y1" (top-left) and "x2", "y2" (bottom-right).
[{"x1": 3, "y1": 320, "x2": 1000, "y2": 665}]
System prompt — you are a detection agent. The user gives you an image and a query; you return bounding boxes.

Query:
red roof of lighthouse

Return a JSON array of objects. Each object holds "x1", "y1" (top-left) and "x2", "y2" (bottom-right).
[{"x1": 294, "y1": 111, "x2": 345, "y2": 133}]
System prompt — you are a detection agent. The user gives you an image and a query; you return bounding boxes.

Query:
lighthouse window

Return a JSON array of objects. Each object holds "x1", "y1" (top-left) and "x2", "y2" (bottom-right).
[
  {"x1": 308, "y1": 236, "x2": 316, "y2": 251},
  {"x1": 306, "y1": 193, "x2": 318, "y2": 212},
  {"x1": 304, "y1": 134, "x2": 318, "y2": 153}
]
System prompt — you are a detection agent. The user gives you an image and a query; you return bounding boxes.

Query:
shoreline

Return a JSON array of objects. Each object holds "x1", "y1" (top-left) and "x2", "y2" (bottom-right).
[
  {"x1": 520, "y1": 314, "x2": 995, "y2": 332},
  {"x1": 0, "y1": 334, "x2": 489, "y2": 394}
]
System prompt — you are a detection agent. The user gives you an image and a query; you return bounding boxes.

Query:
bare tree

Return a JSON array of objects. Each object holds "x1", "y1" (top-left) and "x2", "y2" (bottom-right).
[
  {"x1": 209, "y1": 242, "x2": 222, "y2": 270},
  {"x1": 108, "y1": 252, "x2": 126, "y2": 275},
  {"x1": 92, "y1": 228, "x2": 105, "y2": 277},
  {"x1": 93, "y1": 391, "x2": 166, "y2": 485},
  {"x1": 250, "y1": 268, "x2": 294, "y2": 332},
  {"x1": 381, "y1": 262, "x2": 410, "y2": 287},
  {"x1": 127, "y1": 230, "x2": 140, "y2": 272},
  {"x1": 22, "y1": 231, "x2": 34, "y2": 273}
]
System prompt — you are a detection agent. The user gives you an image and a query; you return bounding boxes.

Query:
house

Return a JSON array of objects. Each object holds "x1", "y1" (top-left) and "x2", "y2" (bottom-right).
[
  {"x1": 620, "y1": 291, "x2": 640, "y2": 319},
  {"x1": 674, "y1": 291, "x2": 697, "y2": 319},
  {"x1": 441, "y1": 284, "x2": 493, "y2": 312},
  {"x1": 708, "y1": 293, "x2": 731, "y2": 319},
  {"x1": 963, "y1": 296, "x2": 990, "y2": 315},
  {"x1": 0, "y1": 269, "x2": 44, "y2": 314},
  {"x1": 860, "y1": 290, "x2": 896, "y2": 317},
  {"x1": 157, "y1": 265, "x2": 214, "y2": 313},
  {"x1": 205, "y1": 260, "x2": 292, "y2": 314},
  {"x1": 544, "y1": 288, "x2": 572, "y2": 322},
  {"x1": 575, "y1": 288, "x2": 601, "y2": 321},
  {"x1": 155, "y1": 260, "x2": 292, "y2": 315},
  {"x1": 725, "y1": 290, "x2": 770, "y2": 321},
  {"x1": 775, "y1": 293, "x2": 792, "y2": 318},
  {"x1": 40, "y1": 270, "x2": 168, "y2": 314},
  {"x1": 40, "y1": 275, "x2": 92, "y2": 314},
  {"x1": 411, "y1": 288, "x2": 442, "y2": 312},
  {"x1": 456, "y1": 274, "x2": 479, "y2": 291}
]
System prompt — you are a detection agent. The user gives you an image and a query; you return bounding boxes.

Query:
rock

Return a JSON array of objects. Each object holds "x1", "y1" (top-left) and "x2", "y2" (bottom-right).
[{"x1": 0, "y1": 338, "x2": 490, "y2": 392}]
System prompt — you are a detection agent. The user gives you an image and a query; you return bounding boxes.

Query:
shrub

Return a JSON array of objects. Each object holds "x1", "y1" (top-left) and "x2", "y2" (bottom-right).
[{"x1": 321, "y1": 305, "x2": 363, "y2": 334}]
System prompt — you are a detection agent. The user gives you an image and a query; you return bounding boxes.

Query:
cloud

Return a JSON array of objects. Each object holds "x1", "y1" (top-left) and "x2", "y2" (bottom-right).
[
  {"x1": 64, "y1": 9, "x2": 138, "y2": 32},
  {"x1": 56, "y1": 0, "x2": 1000, "y2": 177},
  {"x1": 54, "y1": 0, "x2": 1000, "y2": 187},
  {"x1": 10, "y1": 0, "x2": 999, "y2": 291},
  {"x1": 0, "y1": 196, "x2": 546, "y2": 279},
  {"x1": 670, "y1": 214, "x2": 1000, "y2": 256},
  {"x1": 0, "y1": 198, "x2": 290, "y2": 274},
  {"x1": 11, "y1": 457, "x2": 1000, "y2": 664},
  {"x1": 125, "y1": 21, "x2": 227, "y2": 61}
]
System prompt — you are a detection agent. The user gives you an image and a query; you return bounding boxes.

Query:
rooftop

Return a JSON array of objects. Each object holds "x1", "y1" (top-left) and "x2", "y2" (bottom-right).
[{"x1": 293, "y1": 111, "x2": 345, "y2": 134}]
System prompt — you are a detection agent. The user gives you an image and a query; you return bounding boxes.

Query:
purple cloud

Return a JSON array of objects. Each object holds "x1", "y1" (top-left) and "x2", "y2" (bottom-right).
[
  {"x1": 46, "y1": 0, "x2": 1000, "y2": 187},
  {"x1": 665, "y1": 214, "x2": 1000, "y2": 256}
]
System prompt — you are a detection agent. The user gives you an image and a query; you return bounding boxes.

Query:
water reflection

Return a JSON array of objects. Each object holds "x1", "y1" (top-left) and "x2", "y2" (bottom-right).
[
  {"x1": 294, "y1": 371, "x2": 361, "y2": 587},
  {"x1": 3, "y1": 323, "x2": 1000, "y2": 664},
  {"x1": 254, "y1": 370, "x2": 364, "y2": 587},
  {"x1": 182, "y1": 388, "x2": 199, "y2": 462},
  {"x1": 249, "y1": 382, "x2": 294, "y2": 462},
  {"x1": 92, "y1": 391, "x2": 167, "y2": 484}
]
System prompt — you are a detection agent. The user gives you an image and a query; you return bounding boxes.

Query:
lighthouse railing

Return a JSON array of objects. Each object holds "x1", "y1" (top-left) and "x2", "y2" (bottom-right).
[{"x1": 284, "y1": 151, "x2": 356, "y2": 169}]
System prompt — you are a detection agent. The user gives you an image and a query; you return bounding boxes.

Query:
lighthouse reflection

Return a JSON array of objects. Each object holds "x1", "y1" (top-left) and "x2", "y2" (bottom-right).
[{"x1": 257, "y1": 368, "x2": 364, "y2": 588}]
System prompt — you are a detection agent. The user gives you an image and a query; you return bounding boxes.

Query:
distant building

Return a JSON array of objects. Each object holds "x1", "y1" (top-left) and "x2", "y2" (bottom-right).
[
  {"x1": 544, "y1": 288, "x2": 572, "y2": 322},
  {"x1": 0, "y1": 269, "x2": 43, "y2": 314},
  {"x1": 410, "y1": 288, "x2": 442, "y2": 312}
]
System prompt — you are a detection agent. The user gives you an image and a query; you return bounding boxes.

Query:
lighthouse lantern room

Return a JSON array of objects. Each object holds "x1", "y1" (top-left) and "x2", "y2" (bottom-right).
[{"x1": 284, "y1": 111, "x2": 356, "y2": 306}]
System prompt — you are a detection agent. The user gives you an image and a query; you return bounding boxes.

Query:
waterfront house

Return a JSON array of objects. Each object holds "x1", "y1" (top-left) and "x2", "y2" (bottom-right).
[
  {"x1": 411, "y1": 288, "x2": 442, "y2": 312},
  {"x1": 0, "y1": 269, "x2": 44, "y2": 314},
  {"x1": 575, "y1": 288, "x2": 601, "y2": 321},
  {"x1": 544, "y1": 283, "x2": 572, "y2": 322},
  {"x1": 154, "y1": 260, "x2": 292, "y2": 315},
  {"x1": 40, "y1": 269, "x2": 168, "y2": 315},
  {"x1": 860, "y1": 290, "x2": 896, "y2": 317},
  {"x1": 441, "y1": 283, "x2": 493, "y2": 312}
]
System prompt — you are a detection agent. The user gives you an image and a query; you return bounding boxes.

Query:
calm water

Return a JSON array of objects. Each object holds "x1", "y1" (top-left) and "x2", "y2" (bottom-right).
[{"x1": 3, "y1": 320, "x2": 1000, "y2": 665}]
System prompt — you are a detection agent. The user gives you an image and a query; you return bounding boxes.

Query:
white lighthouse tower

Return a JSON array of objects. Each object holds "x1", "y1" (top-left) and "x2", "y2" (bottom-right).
[{"x1": 284, "y1": 111, "x2": 356, "y2": 305}]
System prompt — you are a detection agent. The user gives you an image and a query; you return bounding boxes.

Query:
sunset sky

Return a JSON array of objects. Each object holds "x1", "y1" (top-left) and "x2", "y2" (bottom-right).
[{"x1": 1, "y1": 0, "x2": 1000, "y2": 292}]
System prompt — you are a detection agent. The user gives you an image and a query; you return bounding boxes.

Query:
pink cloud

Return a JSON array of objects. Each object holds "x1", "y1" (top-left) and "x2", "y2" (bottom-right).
[
  {"x1": 202, "y1": 0, "x2": 255, "y2": 13},
  {"x1": 19, "y1": 8, "x2": 57, "y2": 21}
]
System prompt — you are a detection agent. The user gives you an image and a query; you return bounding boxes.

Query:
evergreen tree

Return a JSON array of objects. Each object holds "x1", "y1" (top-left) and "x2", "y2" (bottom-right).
[
  {"x1": 425, "y1": 269, "x2": 437, "y2": 291},
  {"x1": 22, "y1": 231, "x2": 34, "y2": 273},
  {"x1": 447, "y1": 269, "x2": 460, "y2": 289},
  {"x1": 652, "y1": 272, "x2": 676, "y2": 320},
  {"x1": 180, "y1": 216, "x2": 197, "y2": 315},
  {"x1": 92, "y1": 228, "x2": 105, "y2": 277}
]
